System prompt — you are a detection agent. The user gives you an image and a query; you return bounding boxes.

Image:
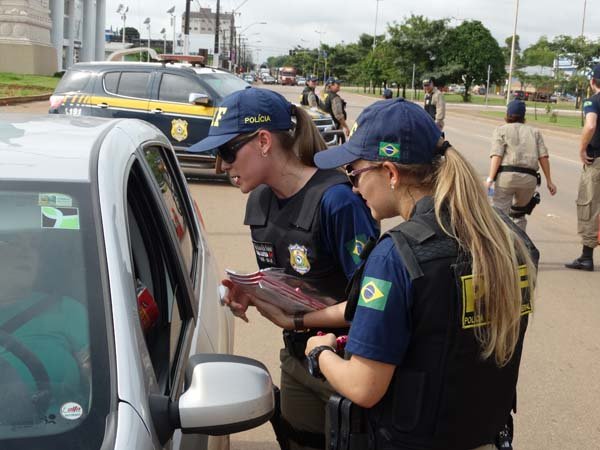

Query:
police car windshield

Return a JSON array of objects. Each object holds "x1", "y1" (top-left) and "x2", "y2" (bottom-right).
[
  {"x1": 197, "y1": 72, "x2": 250, "y2": 99},
  {"x1": 0, "y1": 182, "x2": 110, "y2": 450}
]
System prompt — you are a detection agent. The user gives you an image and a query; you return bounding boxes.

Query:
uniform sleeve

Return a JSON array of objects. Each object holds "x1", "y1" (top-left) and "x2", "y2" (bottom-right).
[
  {"x1": 345, "y1": 239, "x2": 413, "y2": 365},
  {"x1": 583, "y1": 97, "x2": 600, "y2": 116},
  {"x1": 320, "y1": 184, "x2": 379, "y2": 280},
  {"x1": 331, "y1": 96, "x2": 345, "y2": 121},
  {"x1": 308, "y1": 92, "x2": 318, "y2": 108},
  {"x1": 535, "y1": 129, "x2": 549, "y2": 159},
  {"x1": 490, "y1": 126, "x2": 505, "y2": 157},
  {"x1": 435, "y1": 91, "x2": 446, "y2": 122}
]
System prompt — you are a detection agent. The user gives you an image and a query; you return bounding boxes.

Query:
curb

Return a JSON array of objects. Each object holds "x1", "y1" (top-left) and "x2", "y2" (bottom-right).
[{"x1": 0, "y1": 93, "x2": 51, "y2": 106}]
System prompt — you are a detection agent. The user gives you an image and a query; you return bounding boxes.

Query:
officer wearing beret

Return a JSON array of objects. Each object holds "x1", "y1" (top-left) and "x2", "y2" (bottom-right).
[
  {"x1": 423, "y1": 77, "x2": 446, "y2": 130},
  {"x1": 253, "y1": 98, "x2": 538, "y2": 450},
  {"x1": 322, "y1": 77, "x2": 350, "y2": 137},
  {"x1": 566, "y1": 64, "x2": 600, "y2": 271},
  {"x1": 486, "y1": 100, "x2": 557, "y2": 231},
  {"x1": 300, "y1": 75, "x2": 321, "y2": 108},
  {"x1": 190, "y1": 88, "x2": 378, "y2": 450}
]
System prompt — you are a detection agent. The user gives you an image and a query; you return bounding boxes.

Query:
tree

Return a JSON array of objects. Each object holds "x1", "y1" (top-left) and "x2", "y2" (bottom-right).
[
  {"x1": 440, "y1": 21, "x2": 505, "y2": 102},
  {"x1": 502, "y1": 35, "x2": 521, "y2": 66},
  {"x1": 121, "y1": 26, "x2": 140, "y2": 42},
  {"x1": 522, "y1": 36, "x2": 555, "y2": 67}
]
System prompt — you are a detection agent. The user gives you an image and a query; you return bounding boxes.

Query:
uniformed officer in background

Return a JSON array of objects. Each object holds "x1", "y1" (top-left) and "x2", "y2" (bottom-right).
[
  {"x1": 486, "y1": 100, "x2": 557, "y2": 231},
  {"x1": 252, "y1": 98, "x2": 538, "y2": 450},
  {"x1": 423, "y1": 77, "x2": 446, "y2": 130},
  {"x1": 190, "y1": 87, "x2": 378, "y2": 450},
  {"x1": 566, "y1": 64, "x2": 600, "y2": 272},
  {"x1": 323, "y1": 77, "x2": 350, "y2": 137},
  {"x1": 300, "y1": 75, "x2": 321, "y2": 108},
  {"x1": 382, "y1": 88, "x2": 393, "y2": 99}
]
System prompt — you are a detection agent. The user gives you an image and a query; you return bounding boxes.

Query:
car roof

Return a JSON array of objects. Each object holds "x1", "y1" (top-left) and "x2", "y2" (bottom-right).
[
  {"x1": 70, "y1": 61, "x2": 233, "y2": 76},
  {"x1": 0, "y1": 115, "x2": 133, "y2": 182}
]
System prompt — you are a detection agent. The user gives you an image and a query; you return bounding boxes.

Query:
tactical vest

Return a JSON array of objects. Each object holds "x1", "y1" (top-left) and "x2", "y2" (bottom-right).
[
  {"x1": 585, "y1": 93, "x2": 600, "y2": 156},
  {"x1": 345, "y1": 197, "x2": 538, "y2": 450},
  {"x1": 323, "y1": 91, "x2": 347, "y2": 129},
  {"x1": 424, "y1": 92, "x2": 436, "y2": 120},
  {"x1": 244, "y1": 169, "x2": 350, "y2": 301},
  {"x1": 301, "y1": 86, "x2": 312, "y2": 106}
]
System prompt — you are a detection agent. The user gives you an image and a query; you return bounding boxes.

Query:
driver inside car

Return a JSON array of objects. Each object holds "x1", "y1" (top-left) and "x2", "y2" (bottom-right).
[{"x1": 0, "y1": 231, "x2": 90, "y2": 427}]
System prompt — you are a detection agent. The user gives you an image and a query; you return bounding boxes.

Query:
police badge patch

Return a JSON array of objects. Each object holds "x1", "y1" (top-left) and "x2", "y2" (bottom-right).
[
  {"x1": 171, "y1": 119, "x2": 189, "y2": 142},
  {"x1": 288, "y1": 244, "x2": 311, "y2": 275}
]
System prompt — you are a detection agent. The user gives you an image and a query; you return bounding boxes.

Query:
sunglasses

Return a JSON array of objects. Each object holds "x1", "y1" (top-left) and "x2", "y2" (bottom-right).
[
  {"x1": 217, "y1": 130, "x2": 260, "y2": 164},
  {"x1": 344, "y1": 164, "x2": 381, "y2": 187}
]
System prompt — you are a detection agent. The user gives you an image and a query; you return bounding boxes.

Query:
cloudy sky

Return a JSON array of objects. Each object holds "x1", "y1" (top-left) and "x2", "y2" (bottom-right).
[{"x1": 106, "y1": 0, "x2": 599, "y2": 62}]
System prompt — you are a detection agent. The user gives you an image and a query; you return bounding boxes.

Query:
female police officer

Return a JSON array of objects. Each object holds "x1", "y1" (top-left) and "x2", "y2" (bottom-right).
[
  {"x1": 189, "y1": 87, "x2": 378, "y2": 450},
  {"x1": 253, "y1": 98, "x2": 538, "y2": 450}
]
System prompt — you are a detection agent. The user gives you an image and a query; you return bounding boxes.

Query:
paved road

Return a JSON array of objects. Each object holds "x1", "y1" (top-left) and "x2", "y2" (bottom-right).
[{"x1": 3, "y1": 91, "x2": 600, "y2": 449}]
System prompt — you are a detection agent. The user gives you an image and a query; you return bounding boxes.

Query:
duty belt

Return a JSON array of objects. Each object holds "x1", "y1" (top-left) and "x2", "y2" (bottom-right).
[
  {"x1": 496, "y1": 165, "x2": 541, "y2": 186},
  {"x1": 587, "y1": 148, "x2": 600, "y2": 159}
]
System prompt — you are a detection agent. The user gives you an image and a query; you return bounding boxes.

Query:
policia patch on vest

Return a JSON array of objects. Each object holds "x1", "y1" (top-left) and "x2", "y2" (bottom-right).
[
  {"x1": 345, "y1": 234, "x2": 367, "y2": 265},
  {"x1": 461, "y1": 265, "x2": 532, "y2": 329},
  {"x1": 358, "y1": 277, "x2": 392, "y2": 311}
]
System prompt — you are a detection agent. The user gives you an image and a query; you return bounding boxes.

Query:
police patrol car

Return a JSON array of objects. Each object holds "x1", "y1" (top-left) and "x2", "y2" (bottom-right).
[{"x1": 48, "y1": 55, "x2": 250, "y2": 176}]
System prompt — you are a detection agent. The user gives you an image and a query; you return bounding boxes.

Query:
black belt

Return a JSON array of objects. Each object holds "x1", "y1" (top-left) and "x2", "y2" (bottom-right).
[
  {"x1": 283, "y1": 327, "x2": 348, "y2": 360},
  {"x1": 496, "y1": 166, "x2": 541, "y2": 186},
  {"x1": 587, "y1": 148, "x2": 600, "y2": 159}
]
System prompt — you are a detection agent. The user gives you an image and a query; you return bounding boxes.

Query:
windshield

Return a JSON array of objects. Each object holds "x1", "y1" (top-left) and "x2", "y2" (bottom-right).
[
  {"x1": 0, "y1": 182, "x2": 110, "y2": 450},
  {"x1": 196, "y1": 72, "x2": 250, "y2": 100}
]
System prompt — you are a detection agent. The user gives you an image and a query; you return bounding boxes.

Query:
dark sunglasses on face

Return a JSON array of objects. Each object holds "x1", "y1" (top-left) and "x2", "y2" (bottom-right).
[
  {"x1": 344, "y1": 164, "x2": 381, "y2": 187},
  {"x1": 217, "y1": 131, "x2": 260, "y2": 164}
]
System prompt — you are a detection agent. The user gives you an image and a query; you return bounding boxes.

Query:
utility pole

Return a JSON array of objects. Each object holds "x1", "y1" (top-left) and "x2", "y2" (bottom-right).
[
  {"x1": 506, "y1": 0, "x2": 520, "y2": 105},
  {"x1": 372, "y1": 0, "x2": 383, "y2": 50},
  {"x1": 214, "y1": 0, "x2": 221, "y2": 67},
  {"x1": 183, "y1": 0, "x2": 191, "y2": 55},
  {"x1": 230, "y1": 12, "x2": 235, "y2": 71},
  {"x1": 485, "y1": 64, "x2": 491, "y2": 107},
  {"x1": 581, "y1": 0, "x2": 587, "y2": 36}
]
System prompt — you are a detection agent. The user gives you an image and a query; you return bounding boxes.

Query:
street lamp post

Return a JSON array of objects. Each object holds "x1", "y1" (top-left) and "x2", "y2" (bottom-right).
[
  {"x1": 581, "y1": 0, "x2": 587, "y2": 36},
  {"x1": 506, "y1": 0, "x2": 520, "y2": 105},
  {"x1": 167, "y1": 6, "x2": 176, "y2": 54},
  {"x1": 315, "y1": 29, "x2": 326, "y2": 83},
  {"x1": 372, "y1": 0, "x2": 383, "y2": 50},
  {"x1": 160, "y1": 28, "x2": 166, "y2": 54},
  {"x1": 116, "y1": 4, "x2": 129, "y2": 45},
  {"x1": 143, "y1": 17, "x2": 151, "y2": 62}
]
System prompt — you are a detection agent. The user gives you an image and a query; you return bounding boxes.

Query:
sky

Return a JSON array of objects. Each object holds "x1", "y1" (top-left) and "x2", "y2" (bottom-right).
[{"x1": 105, "y1": 0, "x2": 599, "y2": 63}]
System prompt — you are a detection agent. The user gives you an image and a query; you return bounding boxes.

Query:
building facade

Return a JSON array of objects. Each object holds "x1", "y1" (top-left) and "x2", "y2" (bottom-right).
[{"x1": 183, "y1": 7, "x2": 235, "y2": 66}]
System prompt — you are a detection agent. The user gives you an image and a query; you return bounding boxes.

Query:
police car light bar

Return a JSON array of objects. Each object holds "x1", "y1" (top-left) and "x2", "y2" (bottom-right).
[{"x1": 159, "y1": 54, "x2": 205, "y2": 67}]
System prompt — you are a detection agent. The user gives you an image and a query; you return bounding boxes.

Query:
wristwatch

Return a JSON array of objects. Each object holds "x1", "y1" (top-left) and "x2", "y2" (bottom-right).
[{"x1": 307, "y1": 345, "x2": 336, "y2": 379}]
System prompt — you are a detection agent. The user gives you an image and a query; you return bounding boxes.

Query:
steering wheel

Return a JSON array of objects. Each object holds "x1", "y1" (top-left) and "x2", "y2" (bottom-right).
[{"x1": 0, "y1": 330, "x2": 51, "y2": 417}]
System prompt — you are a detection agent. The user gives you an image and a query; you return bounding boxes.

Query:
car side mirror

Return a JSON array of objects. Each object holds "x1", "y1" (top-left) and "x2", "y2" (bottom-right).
[
  {"x1": 149, "y1": 354, "x2": 274, "y2": 444},
  {"x1": 189, "y1": 93, "x2": 211, "y2": 106}
]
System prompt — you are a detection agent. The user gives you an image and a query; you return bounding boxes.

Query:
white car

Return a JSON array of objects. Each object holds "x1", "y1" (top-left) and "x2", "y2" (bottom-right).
[{"x1": 0, "y1": 115, "x2": 274, "y2": 450}]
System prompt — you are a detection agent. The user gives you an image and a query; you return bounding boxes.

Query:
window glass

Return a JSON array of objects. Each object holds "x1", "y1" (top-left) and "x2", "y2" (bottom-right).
[
  {"x1": 143, "y1": 147, "x2": 195, "y2": 275},
  {"x1": 116, "y1": 72, "x2": 149, "y2": 98},
  {"x1": 196, "y1": 72, "x2": 250, "y2": 99},
  {"x1": 103, "y1": 72, "x2": 120, "y2": 94},
  {"x1": 54, "y1": 70, "x2": 92, "y2": 93},
  {"x1": 0, "y1": 182, "x2": 110, "y2": 449},
  {"x1": 158, "y1": 73, "x2": 206, "y2": 103}
]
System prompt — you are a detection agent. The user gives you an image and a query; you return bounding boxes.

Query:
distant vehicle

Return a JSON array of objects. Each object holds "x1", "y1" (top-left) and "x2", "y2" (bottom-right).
[
  {"x1": 0, "y1": 114, "x2": 274, "y2": 450},
  {"x1": 262, "y1": 75, "x2": 276, "y2": 85},
  {"x1": 512, "y1": 90, "x2": 530, "y2": 101},
  {"x1": 297, "y1": 76, "x2": 306, "y2": 86},
  {"x1": 560, "y1": 93, "x2": 576, "y2": 102},
  {"x1": 243, "y1": 74, "x2": 254, "y2": 84},
  {"x1": 278, "y1": 67, "x2": 297, "y2": 86},
  {"x1": 532, "y1": 92, "x2": 557, "y2": 103}
]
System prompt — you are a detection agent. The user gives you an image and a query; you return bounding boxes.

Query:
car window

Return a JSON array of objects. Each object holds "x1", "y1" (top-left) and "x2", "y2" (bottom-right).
[
  {"x1": 197, "y1": 71, "x2": 250, "y2": 99},
  {"x1": 142, "y1": 146, "x2": 196, "y2": 277},
  {"x1": 126, "y1": 162, "x2": 192, "y2": 394},
  {"x1": 54, "y1": 70, "x2": 92, "y2": 93},
  {"x1": 117, "y1": 72, "x2": 150, "y2": 98},
  {"x1": 158, "y1": 73, "x2": 207, "y2": 103},
  {"x1": 0, "y1": 183, "x2": 110, "y2": 449},
  {"x1": 103, "y1": 71, "x2": 120, "y2": 94}
]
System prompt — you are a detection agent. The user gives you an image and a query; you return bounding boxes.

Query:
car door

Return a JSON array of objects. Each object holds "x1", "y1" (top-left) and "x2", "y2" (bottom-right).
[
  {"x1": 146, "y1": 71, "x2": 214, "y2": 151},
  {"x1": 90, "y1": 70, "x2": 151, "y2": 120}
]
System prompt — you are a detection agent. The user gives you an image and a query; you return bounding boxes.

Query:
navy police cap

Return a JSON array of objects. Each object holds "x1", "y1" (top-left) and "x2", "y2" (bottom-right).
[
  {"x1": 189, "y1": 88, "x2": 294, "y2": 153},
  {"x1": 314, "y1": 98, "x2": 442, "y2": 169},
  {"x1": 593, "y1": 64, "x2": 600, "y2": 79},
  {"x1": 507, "y1": 100, "x2": 526, "y2": 117}
]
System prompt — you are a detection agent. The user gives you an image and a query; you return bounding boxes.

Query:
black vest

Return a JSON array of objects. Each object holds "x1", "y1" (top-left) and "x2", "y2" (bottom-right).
[
  {"x1": 301, "y1": 86, "x2": 313, "y2": 106},
  {"x1": 585, "y1": 93, "x2": 600, "y2": 155},
  {"x1": 424, "y1": 92, "x2": 436, "y2": 120},
  {"x1": 244, "y1": 169, "x2": 350, "y2": 301},
  {"x1": 345, "y1": 197, "x2": 538, "y2": 450},
  {"x1": 323, "y1": 91, "x2": 347, "y2": 129}
]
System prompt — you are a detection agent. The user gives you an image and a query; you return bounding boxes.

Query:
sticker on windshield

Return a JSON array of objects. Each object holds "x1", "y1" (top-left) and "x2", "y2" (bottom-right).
[
  {"x1": 60, "y1": 402, "x2": 83, "y2": 420},
  {"x1": 38, "y1": 193, "x2": 73, "y2": 208},
  {"x1": 41, "y1": 206, "x2": 80, "y2": 230}
]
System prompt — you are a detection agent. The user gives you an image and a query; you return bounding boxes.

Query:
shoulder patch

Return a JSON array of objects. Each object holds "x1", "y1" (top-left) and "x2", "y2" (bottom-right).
[
  {"x1": 358, "y1": 276, "x2": 392, "y2": 311},
  {"x1": 345, "y1": 234, "x2": 367, "y2": 265},
  {"x1": 583, "y1": 101, "x2": 593, "y2": 108}
]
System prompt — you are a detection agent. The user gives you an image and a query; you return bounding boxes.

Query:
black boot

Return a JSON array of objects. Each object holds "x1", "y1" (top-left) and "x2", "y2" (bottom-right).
[{"x1": 565, "y1": 258, "x2": 594, "y2": 271}]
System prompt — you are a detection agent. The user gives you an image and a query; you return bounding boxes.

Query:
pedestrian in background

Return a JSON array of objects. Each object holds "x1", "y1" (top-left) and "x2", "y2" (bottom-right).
[
  {"x1": 423, "y1": 77, "x2": 446, "y2": 130},
  {"x1": 486, "y1": 100, "x2": 557, "y2": 231},
  {"x1": 253, "y1": 98, "x2": 538, "y2": 450},
  {"x1": 322, "y1": 77, "x2": 350, "y2": 137},
  {"x1": 566, "y1": 64, "x2": 600, "y2": 272},
  {"x1": 300, "y1": 75, "x2": 321, "y2": 108},
  {"x1": 382, "y1": 88, "x2": 393, "y2": 99},
  {"x1": 190, "y1": 87, "x2": 378, "y2": 450}
]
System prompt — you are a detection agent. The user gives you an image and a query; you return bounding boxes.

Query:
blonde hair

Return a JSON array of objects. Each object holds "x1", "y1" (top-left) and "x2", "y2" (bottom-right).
[
  {"x1": 396, "y1": 144, "x2": 536, "y2": 367},
  {"x1": 273, "y1": 106, "x2": 327, "y2": 167}
]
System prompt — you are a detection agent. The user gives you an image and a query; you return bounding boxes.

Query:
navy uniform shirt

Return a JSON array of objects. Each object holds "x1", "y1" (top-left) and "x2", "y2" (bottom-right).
[
  {"x1": 345, "y1": 236, "x2": 413, "y2": 364},
  {"x1": 583, "y1": 93, "x2": 600, "y2": 152}
]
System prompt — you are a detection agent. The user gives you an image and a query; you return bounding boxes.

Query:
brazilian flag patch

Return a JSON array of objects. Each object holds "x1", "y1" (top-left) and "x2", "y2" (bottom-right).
[
  {"x1": 358, "y1": 276, "x2": 392, "y2": 311},
  {"x1": 583, "y1": 101, "x2": 592, "y2": 108},
  {"x1": 378, "y1": 141, "x2": 400, "y2": 160},
  {"x1": 345, "y1": 234, "x2": 367, "y2": 265}
]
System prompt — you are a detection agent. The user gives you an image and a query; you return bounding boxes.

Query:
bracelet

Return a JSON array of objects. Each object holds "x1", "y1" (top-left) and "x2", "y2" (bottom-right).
[{"x1": 293, "y1": 312, "x2": 305, "y2": 331}]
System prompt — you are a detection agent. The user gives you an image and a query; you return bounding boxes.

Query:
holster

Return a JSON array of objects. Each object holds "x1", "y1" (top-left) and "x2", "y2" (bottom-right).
[
  {"x1": 327, "y1": 395, "x2": 368, "y2": 450},
  {"x1": 509, "y1": 191, "x2": 541, "y2": 218},
  {"x1": 282, "y1": 330, "x2": 312, "y2": 359}
]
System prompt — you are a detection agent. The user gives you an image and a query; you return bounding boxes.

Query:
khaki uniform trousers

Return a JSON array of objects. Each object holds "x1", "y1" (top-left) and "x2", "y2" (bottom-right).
[
  {"x1": 576, "y1": 157, "x2": 600, "y2": 248},
  {"x1": 493, "y1": 172, "x2": 537, "y2": 231},
  {"x1": 280, "y1": 347, "x2": 335, "y2": 450}
]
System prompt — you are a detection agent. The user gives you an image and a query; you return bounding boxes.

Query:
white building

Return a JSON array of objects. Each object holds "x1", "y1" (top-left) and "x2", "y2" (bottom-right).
[{"x1": 184, "y1": 8, "x2": 235, "y2": 62}]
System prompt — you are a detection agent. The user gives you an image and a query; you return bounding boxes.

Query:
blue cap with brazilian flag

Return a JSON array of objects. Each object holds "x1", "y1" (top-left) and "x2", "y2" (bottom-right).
[
  {"x1": 358, "y1": 276, "x2": 392, "y2": 311},
  {"x1": 314, "y1": 98, "x2": 442, "y2": 169}
]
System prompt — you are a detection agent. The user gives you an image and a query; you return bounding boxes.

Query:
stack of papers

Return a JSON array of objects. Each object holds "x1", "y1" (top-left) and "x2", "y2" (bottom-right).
[{"x1": 226, "y1": 268, "x2": 338, "y2": 314}]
